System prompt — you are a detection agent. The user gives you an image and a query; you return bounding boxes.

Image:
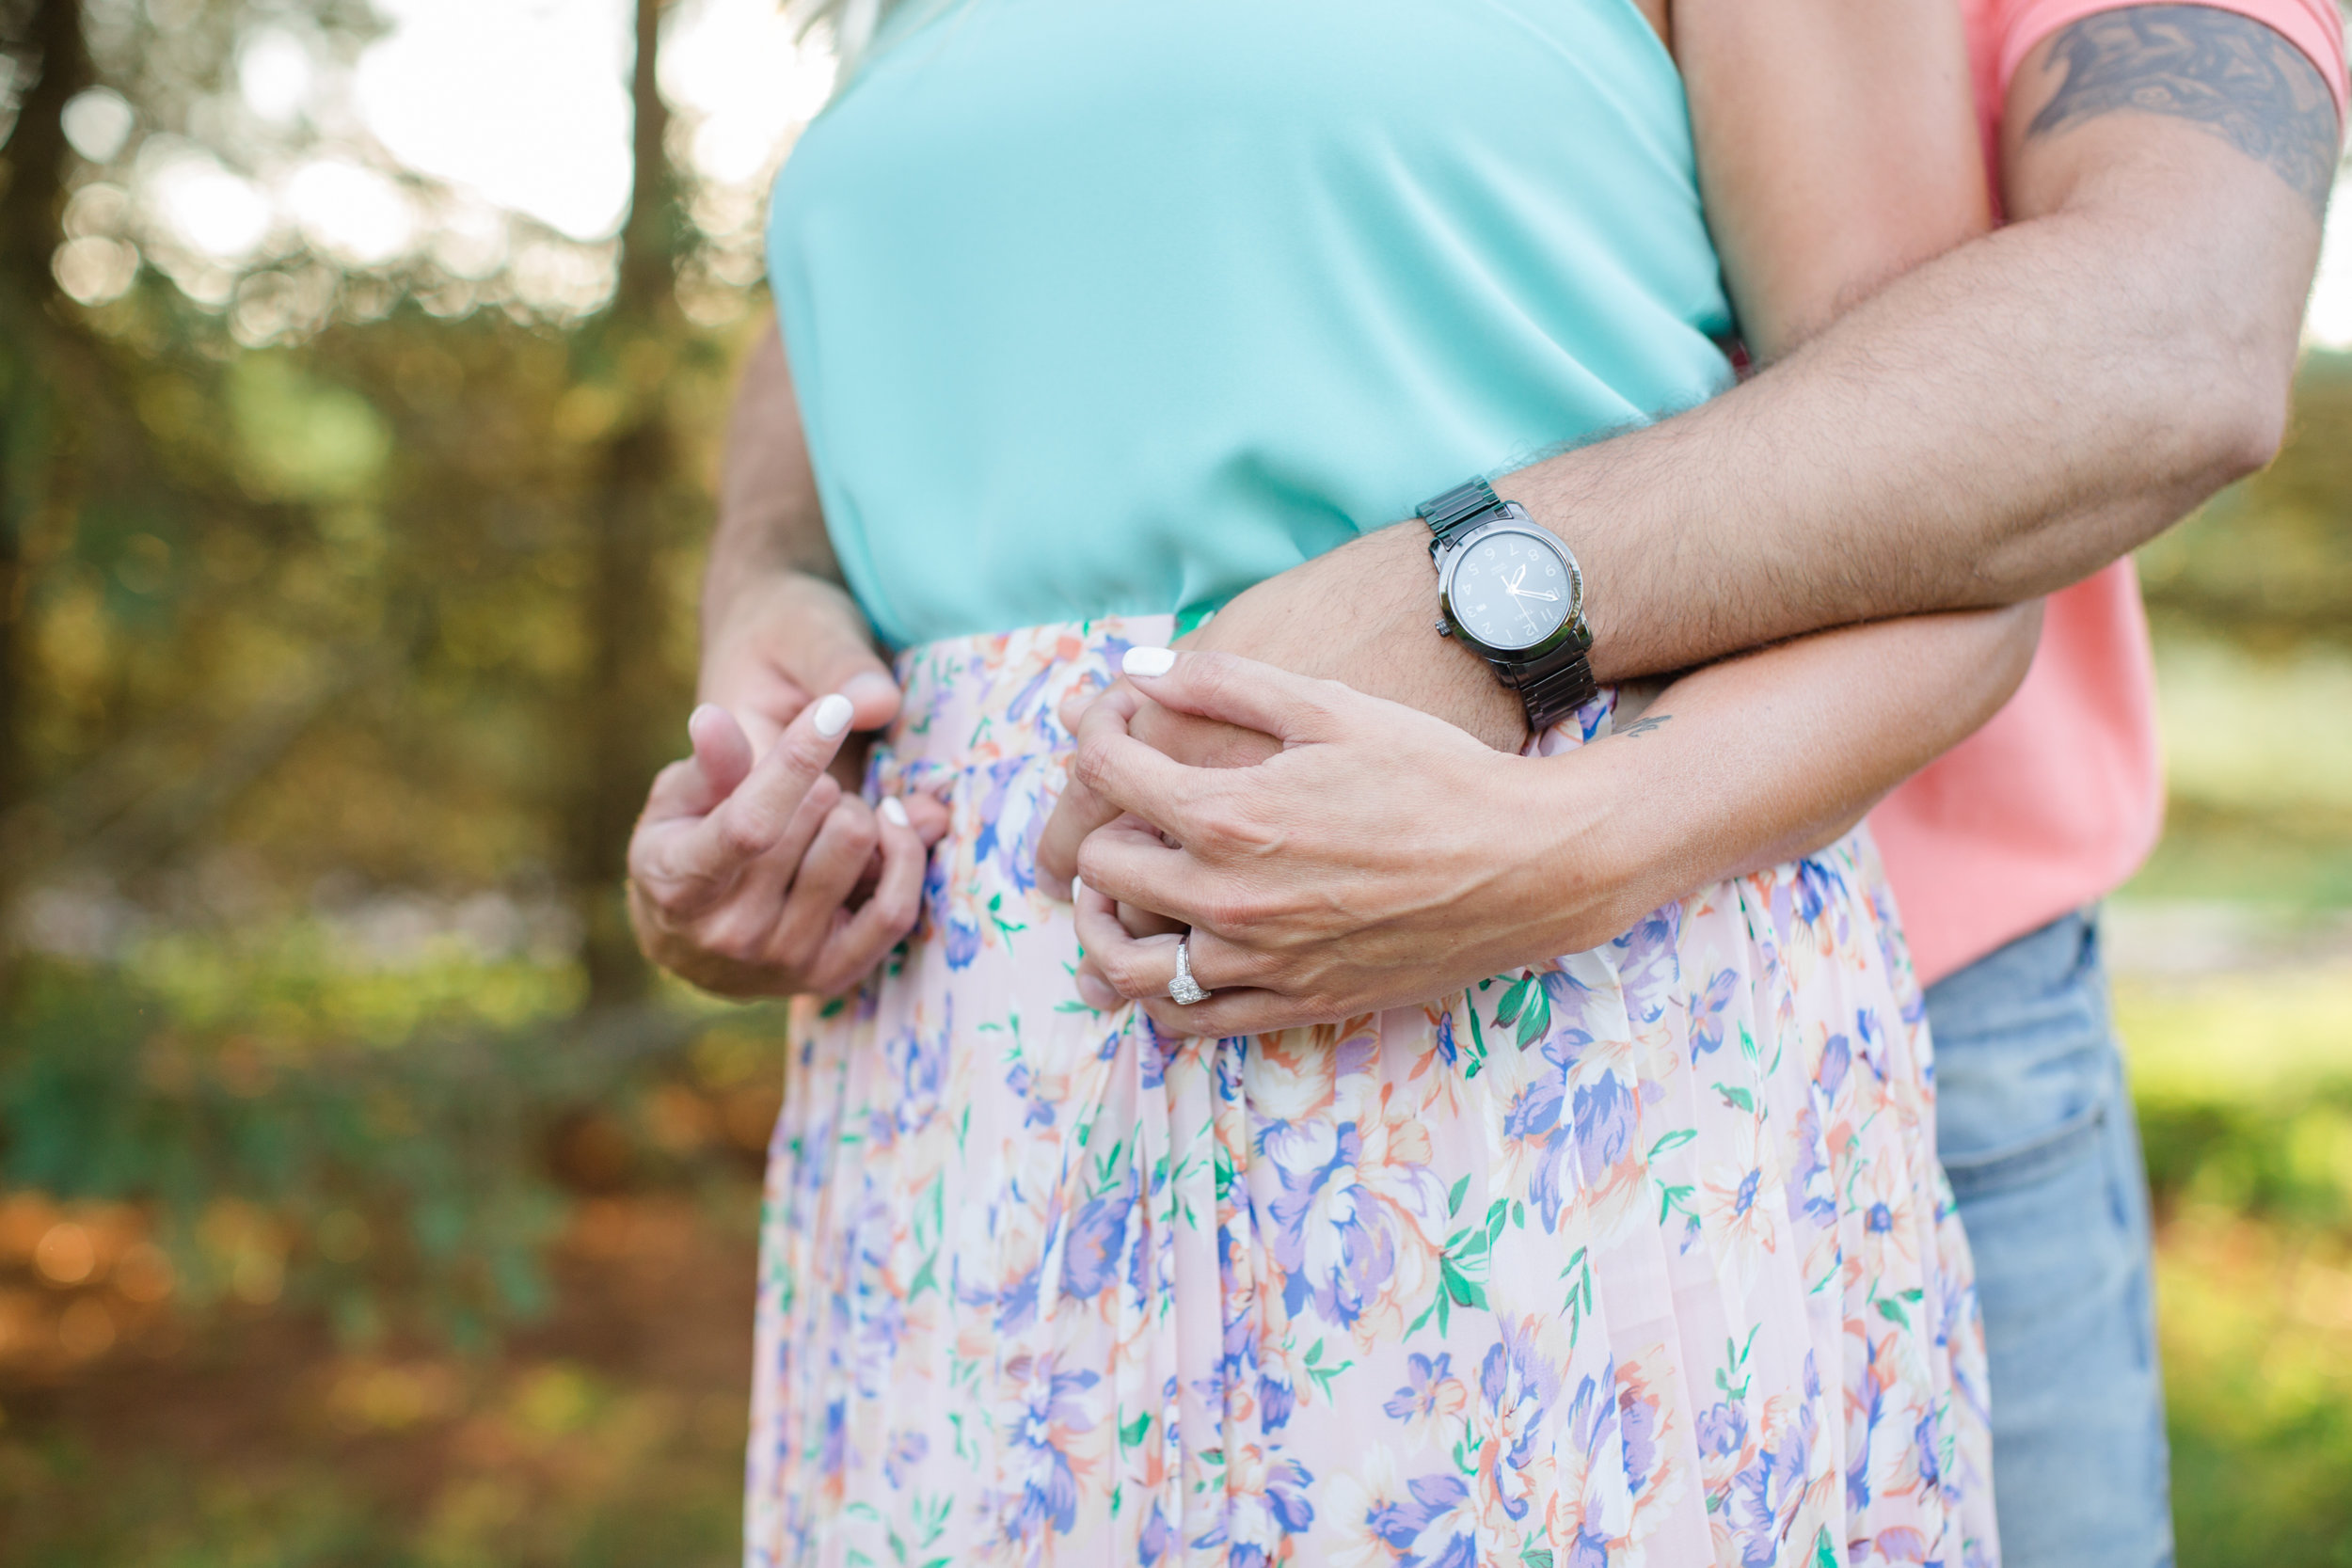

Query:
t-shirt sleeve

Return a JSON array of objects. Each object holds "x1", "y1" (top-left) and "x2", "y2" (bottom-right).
[{"x1": 1994, "y1": 0, "x2": 2348, "y2": 134}]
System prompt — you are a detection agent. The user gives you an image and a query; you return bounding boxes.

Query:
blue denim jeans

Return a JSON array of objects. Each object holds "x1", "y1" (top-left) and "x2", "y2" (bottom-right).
[{"x1": 1925, "y1": 909, "x2": 2173, "y2": 1568}]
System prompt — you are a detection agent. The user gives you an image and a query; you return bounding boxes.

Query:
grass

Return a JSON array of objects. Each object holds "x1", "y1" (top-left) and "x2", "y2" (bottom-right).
[{"x1": 2115, "y1": 965, "x2": 2352, "y2": 1567}]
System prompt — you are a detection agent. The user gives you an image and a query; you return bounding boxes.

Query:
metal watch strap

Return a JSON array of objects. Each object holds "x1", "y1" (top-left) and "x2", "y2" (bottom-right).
[
  {"x1": 1418, "y1": 474, "x2": 1600, "y2": 732},
  {"x1": 1416, "y1": 477, "x2": 1504, "y2": 549},
  {"x1": 1512, "y1": 636, "x2": 1598, "y2": 734}
]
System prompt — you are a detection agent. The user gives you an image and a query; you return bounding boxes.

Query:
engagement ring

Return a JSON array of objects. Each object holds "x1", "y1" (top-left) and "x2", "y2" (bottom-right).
[{"x1": 1168, "y1": 938, "x2": 1210, "y2": 1006}]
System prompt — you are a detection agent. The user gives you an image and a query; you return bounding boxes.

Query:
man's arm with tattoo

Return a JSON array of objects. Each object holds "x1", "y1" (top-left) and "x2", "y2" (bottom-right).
[
  {"x1": 1178, "y1": 3, "x2": 2336, "y2": 740},
  {"x1": 2027, "y1": 7, "x2": 2337, "y2": 215}
]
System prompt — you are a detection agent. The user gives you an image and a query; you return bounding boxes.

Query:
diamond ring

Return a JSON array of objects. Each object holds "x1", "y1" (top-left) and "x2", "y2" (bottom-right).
[{"x1": 1168, "y1": 937, "x2": 1210, "y2": 1006}]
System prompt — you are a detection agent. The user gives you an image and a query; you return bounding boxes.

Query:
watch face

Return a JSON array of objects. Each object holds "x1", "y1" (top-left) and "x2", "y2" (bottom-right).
[{"x1": 1446, "y1": 527, "x2": 1576, "y2": 651}]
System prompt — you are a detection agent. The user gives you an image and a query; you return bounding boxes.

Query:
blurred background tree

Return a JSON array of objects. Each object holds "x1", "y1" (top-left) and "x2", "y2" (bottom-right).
[{"x1": 0, "y1": 0, "x2": 2346, "y2": 1561}]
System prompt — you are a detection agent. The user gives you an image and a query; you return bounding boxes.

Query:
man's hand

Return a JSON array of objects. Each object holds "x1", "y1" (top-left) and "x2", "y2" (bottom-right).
[
  {"x1": 628, "y1": 696, "x2": 948, "y2": 998},
  {"x1": 1035, "y1": 525, "x2": 1524, "y2": 899},
  {"x1": 701, "y1": 568, "x2": 904, "y2": 754},
  {"x1": 1059, "y1": 649, "x2": 1645, "y2": 1036}
]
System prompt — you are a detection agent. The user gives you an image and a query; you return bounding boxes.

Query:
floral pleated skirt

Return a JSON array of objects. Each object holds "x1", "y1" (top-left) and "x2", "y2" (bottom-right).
[{"x1": 746, "y1": 617, "x2": 1996, "y2": 1568}]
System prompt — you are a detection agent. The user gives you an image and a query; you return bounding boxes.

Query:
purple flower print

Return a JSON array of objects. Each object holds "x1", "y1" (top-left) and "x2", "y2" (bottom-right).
[
  {"x1": 1137, "y1": 1499, "x2": 1176, "y2": 1566},
  {"x1": 1384, "y1": 1352, "x2": 1458, "y2": 1423},
  {"x1": 1572, "y1": 1069, "x2": 1637, "y2": 1194},
  {"x1": 1698, "y1": 1399, "x2": 1748, "y2": 1457},
  {"x1": 1792, "y1": 858, "x2": 1836, "y2": 927},
  {"x1": 969, "y1": 755, "x2": 1025, "y2": 866},
  {"x1": 1818, "y1": 1030, "x2": 1851, "y2": 1100},
  {"x1": 1610, "y1": 907, "x2": 1683, "y2": 1025},
  {"x1": 882, "y1": 1430, "x2": 929, "y2": 1489},
  {"x1": 1617, "y1": 1379, "x2": 1659, "y2": 1494},
  {"x1": 1478, "y1": 1323, "x2": 1568, "y2": 1516},
  {"x1": 1690, "y1": 967, "x2": 1739, "y2": 1061},
  {"x1": 1784, "y1": 1105, "x2": 1838, "y2": 1229},
  {"x1": 943, "y1": 912, "x2": 982, "y2": 970},
  {"x1": 997, "y1": 1354, "x2": 1101, "y2": 1544},
  {"x1": 1366, "y1": 1473, "x2": 1478, "y2": 1568},
  {"x1": 1502, "y1": 1028, "x2": 1593, "y2": 1231},
  {"x1": 1001, "y1": 661, "x2": 1057, "y2": 733},
  {"x1": 1210, "y1": 1455, "x2": 1316, "y2": 1567},
  {"x1": 1264, "y1": 1122, "x2": 1402, "y2": 1330},
  {"x1": 1061, "y1": 1164, "x2": 1136, "y2": 1300}
]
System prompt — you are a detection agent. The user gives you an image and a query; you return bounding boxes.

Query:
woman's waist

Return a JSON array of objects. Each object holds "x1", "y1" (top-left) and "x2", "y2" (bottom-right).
[{"x1": 876, "y1": 614, "x2": 1176, "y2": 778}]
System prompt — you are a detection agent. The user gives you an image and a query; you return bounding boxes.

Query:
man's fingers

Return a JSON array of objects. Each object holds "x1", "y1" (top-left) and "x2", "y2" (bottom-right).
[
  {"x1": 1067, "y1": 703, "x2": 1238, "y2": 850},
  {"x1": 1118, "y1": 646, "x2": 1346, "y2": 746},
  {"x1": 776, "y1": 582, "x2": 902, "y2": 732},
  {"x1": 1038, "y1": 684, "x2": 1145, "y2": 900},
  {"x1": 1073, "y1": 816, "x2": 1214, "y2": 927},
  {"x1": 1038, "y1": 773, "x2": 1123, "y2": 903},
  {"x1": 1057, "y1": 673, "x2": 1138, "y2": 736},
  {"x1": 1117, "y1": 900, "x2": 1187, "y2": 941}
]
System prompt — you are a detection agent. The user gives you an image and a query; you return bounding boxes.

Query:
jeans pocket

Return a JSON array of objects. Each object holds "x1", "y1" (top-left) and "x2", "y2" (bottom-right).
[
  {"x1": 1940, "y1": 1093, "x2": 2109, "y2": 1199},
  {"x1": 1928, "y1": 909, "x2": 2122, "y2": 1197}
]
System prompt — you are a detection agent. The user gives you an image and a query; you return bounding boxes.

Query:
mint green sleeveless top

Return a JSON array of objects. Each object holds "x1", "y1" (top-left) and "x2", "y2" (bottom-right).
[{"x1": 767, "y1": 0, "x2": 1733, "y2": 650}]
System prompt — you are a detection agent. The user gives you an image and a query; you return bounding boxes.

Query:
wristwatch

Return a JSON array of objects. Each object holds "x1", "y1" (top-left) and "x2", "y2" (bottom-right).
[{"x1": 1417, "y1": 477, "x2": 1597, "y2": 734}]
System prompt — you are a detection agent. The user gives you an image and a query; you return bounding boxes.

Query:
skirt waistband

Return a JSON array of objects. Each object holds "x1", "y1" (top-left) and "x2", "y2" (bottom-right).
[
  {"x1": 876, "y1": 611, "x2": 1625, "y2": 784},
  {"x1": 882, "y1": 615, "x2": 1176, "y2": 772}
]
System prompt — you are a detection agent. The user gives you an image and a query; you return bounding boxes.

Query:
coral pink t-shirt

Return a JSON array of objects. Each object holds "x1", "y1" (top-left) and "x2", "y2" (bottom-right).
[{"x1": 1870, "y1": 0, "x2": 2346, "y2": 985}]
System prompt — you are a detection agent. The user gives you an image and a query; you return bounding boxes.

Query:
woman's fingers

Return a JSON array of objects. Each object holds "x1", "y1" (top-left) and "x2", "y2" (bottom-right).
[
  {"x1": 771, "y1": 797, "x2": 881, "y2": 962},
  {"x1": 1037, "y1": 683, "x2": 1144, "y2": 900},
  {"x1": 810, "y1": 794, "x2": 932, "y2": 992},
  {"x1": 648, "y1": 692, "x2": 858, "y2": 896},
  {"x1": 1072, "y1": 883, "x2": 1278, "y2": 1011},
  {"x1": 1137, "y1": 986, "x2": 1327, "y2": 1038},
  {"x1": 900, "y1": 790, "x2": 953, "y2": 846}
]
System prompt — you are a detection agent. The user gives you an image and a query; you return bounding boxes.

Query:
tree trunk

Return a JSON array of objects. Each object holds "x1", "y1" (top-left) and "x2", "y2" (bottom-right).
[
  {"x1": 0, "y1": 0, "x2": 91, "y2": 980},
  {"x1": 567, "y1": 0, "x2": 684, "y2": 1007}
]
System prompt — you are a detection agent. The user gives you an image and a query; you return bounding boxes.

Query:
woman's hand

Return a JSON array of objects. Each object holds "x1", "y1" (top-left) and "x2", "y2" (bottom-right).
[
  {"x1": 1064, "y1": 649, "x2": 1650, "y2": 1036},
  {"x1": 1034, "y1": 531, "x2": 1527, "y2": 901},
  {"x1": 628, "y1": 696, "x2": 947, "y2": 999}
]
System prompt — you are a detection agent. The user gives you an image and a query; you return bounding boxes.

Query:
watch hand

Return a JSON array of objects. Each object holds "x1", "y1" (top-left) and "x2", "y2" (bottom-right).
[{"x1": 1504, "y1": 585, "x2": 1559, "y2": 602}]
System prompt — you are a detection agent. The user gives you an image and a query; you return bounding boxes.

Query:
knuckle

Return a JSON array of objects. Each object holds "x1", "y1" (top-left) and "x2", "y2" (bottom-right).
[
  {"x1": 1073, "y1": 835, "x2": 1113, "y2": 891},
  {"x1": 1096, "y1": 948, "x2": 1150, "y2": 999},
  {"x1": 1197, "y1": 890, "x2": 1262, "y2": 938},
  {"x1": 717, "y1": 806, "x2": 780, "y2": 860},
  {"x1": 834, "y1": 804, "x2": 880, "y2": 859},
  {"x1": 876, "y1": 888, "x2": 921, "y2": 935},
  {"x1": 1071, "y1": 732, "x2": 1118, "y2": 795}
]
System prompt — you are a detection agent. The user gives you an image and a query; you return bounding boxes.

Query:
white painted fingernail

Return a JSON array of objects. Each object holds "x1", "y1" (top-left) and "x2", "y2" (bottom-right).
[
  {"x1": 1122, "y1": 646, "x2": 1176, "y2": 678},
  {"x1": 879, "y1": 797, "x2": 911, "y2": 828},
  {"x1": 812, "y1": 693, "x2": 854, "y2": 738}
]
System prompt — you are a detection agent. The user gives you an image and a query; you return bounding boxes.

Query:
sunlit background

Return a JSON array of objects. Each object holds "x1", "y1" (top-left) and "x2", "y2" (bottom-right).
[{"x1": 1, "y1": 2, "x2": 2349, "y2": 1563}]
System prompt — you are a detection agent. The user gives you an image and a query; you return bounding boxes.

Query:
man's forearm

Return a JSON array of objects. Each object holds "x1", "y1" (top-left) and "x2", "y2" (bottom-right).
[
  {"x1": 1532, "y1": 9, "x2": 2331, "y2": 680},
  {"x1": 704, "y1": 322, "x2": 839, "y2": 637}
]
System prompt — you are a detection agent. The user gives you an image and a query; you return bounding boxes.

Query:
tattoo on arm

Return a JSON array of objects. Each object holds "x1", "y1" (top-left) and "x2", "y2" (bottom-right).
[
  {"x1": 1614, "y1": 713, "x2": 1673, "y2": 740},
  {"x1": 2027, "y1": 7, "x2": 2341, "y2": 216}
]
